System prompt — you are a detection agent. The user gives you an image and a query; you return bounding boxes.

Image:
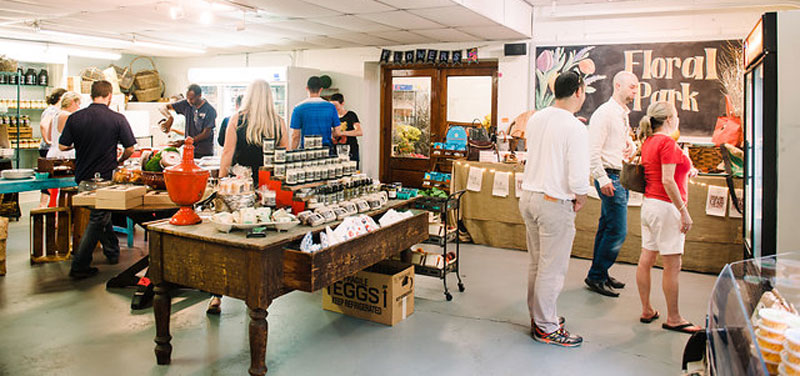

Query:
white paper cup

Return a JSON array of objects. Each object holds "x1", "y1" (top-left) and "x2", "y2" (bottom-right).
[
  {"x1": 758, "y1": 329, "x2": 785, "y2": 352},
  {"x1": 760, "y1": 308, "x2": 800, "y2": 331},
  {"x1": 783, "y1": 348, "x2": 800, "y2": 367},
  {"x1": 787, "y1": 329, "x2": 800, "y2": 353}
]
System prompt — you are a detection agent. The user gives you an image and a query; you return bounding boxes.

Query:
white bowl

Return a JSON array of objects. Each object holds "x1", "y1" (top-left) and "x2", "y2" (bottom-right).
[
  {"x1": 1, "y1": 169, "x2": 34, "y2": 180},
  {"x1": 208, "y1": 218, "x2": 233, "y2": 233},
  {"x1": 271, "y1": 220, "x2": 300, "y2": 232}
]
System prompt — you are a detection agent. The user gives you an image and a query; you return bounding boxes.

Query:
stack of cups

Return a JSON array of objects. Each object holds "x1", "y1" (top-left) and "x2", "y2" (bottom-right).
[
  {"x1": 756, "y1": 308, "x2": 800, "y2": 375},
  {"x1": 782, "y1": 329, "x2": 800, "y2": 375}
]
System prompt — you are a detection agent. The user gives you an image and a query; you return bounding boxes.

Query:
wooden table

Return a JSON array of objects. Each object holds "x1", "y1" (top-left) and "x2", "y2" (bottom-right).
[
  {"x1": 0, "y1": 176, "x2": 76, "y2": 194},
  {"x1": 451, "y1": 161, "x2": 744, "y2": 274},
  {"x1": 147, "y1": 198, "x2": 428, "y2": 375}
]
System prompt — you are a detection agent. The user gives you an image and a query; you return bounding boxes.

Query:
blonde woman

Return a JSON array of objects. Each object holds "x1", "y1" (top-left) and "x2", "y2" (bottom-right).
[
  {"x1": 46, "y1": 91, "x2": 81, "y2": 159},
  {"x1": 636, "y1": 101, "x2": 701, "y2": 334},
  {"x1": 214, "y1": 79, "x2": 288, "y2": 314},
  {"x1": 38, "y1": 88, "x2": 67, "y2": 207}
]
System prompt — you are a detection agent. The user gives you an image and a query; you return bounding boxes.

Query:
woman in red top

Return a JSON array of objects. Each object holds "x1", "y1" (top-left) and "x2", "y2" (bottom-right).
[{"x1": 635, "y1": 101, "x2": 702, "y2": 334}]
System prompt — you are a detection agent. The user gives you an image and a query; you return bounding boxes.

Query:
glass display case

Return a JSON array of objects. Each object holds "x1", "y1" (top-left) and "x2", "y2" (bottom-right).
[{"x1": 707, "y1": 252, "x2": 800, "y2": 375}]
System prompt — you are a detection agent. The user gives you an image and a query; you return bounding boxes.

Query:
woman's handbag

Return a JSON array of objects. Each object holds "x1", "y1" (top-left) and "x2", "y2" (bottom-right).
[
  {"x1": 467, "y1": 139, "x2": 496, "y2": 161},
  {"x1": 620, "y1": 151, "x2": 646, "y2": 193}
]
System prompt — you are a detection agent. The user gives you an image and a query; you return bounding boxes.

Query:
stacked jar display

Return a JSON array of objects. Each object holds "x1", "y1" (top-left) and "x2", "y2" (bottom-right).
[
  {"x1": 276, "y1": 135, "x2": 358, "y2": 186},
  {"x1": 313, "y1": 175, "x2": 377, "y2": 206}
]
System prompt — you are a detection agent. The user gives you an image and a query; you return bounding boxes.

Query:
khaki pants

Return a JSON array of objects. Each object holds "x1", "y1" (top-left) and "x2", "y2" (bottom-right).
[{"x1": 518, "y1": 191, "x2": 576, "y2": 334}]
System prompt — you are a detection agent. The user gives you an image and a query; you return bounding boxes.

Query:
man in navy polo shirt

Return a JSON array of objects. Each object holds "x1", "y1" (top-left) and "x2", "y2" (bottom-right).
[
  {"x1": 160, "y1": 84, "x2": 217, "y2": 158},
  {"x1": 59, "y1": 80, "x2": 137, "y2": 279},
  {"x1": 290, "y1": 76, "x2": 341, "y2": 151}
]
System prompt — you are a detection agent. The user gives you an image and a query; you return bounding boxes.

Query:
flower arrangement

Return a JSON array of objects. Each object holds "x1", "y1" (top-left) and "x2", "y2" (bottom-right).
[
  {"x1": 534, "y1": 46, "x2": 606, "y2": 109},
  {"x1": 393, "y1": 124, "x2": 422, "y2": 157}
]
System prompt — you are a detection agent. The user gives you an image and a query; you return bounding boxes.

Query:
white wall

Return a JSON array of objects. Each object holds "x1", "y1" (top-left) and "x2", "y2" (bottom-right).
[{"x1": 150, "y1": 42, "x2": 531, "y2": 179}]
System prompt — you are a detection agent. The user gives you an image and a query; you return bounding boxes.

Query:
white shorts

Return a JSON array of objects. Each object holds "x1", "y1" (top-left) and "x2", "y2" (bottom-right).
[{"x1": 641, "y1": 198, "x2": 685, "y2": 255}]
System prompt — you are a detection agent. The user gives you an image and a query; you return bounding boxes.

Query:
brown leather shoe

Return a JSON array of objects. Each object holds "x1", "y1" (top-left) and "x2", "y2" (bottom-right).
[{"x1": 206, "y1": 297, "x2": 221, "y2": 315}]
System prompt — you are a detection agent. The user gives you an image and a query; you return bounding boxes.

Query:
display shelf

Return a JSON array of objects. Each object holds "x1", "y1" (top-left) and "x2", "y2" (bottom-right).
[
  {"x1": 423, "y1": 229, "x2": 457, "y2": 246},
  {"x1": 414, "y1": 261, "x2": 458, "y2": 279},
  {"x1": 421, "y1": 178, "x2": 450, "y2": 192},
  {"x1": 0, "y1": 84, "x2": 46, "y2": 88},
  {"x1": 410, "y1": 189, "x2": 466, "y2": 301}
]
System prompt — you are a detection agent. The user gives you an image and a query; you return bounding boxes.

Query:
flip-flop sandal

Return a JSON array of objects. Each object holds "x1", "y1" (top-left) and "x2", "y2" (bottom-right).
[
  {"x1": 640, "y1": 311, "x2": 660, "y2": 323},
  {"x1": 662, "y1": 322, "x2": 702, "y2": 334}
]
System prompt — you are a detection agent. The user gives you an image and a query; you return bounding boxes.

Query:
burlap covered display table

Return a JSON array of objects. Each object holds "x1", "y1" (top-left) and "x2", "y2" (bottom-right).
[{"x1": 452, "y1": 161, "x2": 743, "y2": 274}]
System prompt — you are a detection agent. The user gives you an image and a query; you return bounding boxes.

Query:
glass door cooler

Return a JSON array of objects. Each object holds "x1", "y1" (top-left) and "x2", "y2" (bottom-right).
[{"x1": 742, "y1": 11, "x2": 800, "y2": 259}]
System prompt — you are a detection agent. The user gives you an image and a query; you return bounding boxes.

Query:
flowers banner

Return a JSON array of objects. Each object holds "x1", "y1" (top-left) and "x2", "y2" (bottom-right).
[{"x1": 535, "y1": 40, "x2": 742, "y2": 138}]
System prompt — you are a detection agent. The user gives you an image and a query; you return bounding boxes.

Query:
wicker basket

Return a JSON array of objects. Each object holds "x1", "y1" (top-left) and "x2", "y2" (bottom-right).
[
  {"x1": 110, "y1": 64, "x2": 134, "y2": 91},
  {"x1": 80, "y1": 79, "x2": 93, "y2": 94},
  {"x1": 130, "y1": 56, "x2": 160, "y2": 90},
  {"x1": 133, "y1": 80, "x2": 164, "y2": 102},
  {"x1": 80, "y1": 67, "x2": 105, "y2": 82},
  {"x1": 688, "y1": 145, "x2": 723, "y2": 173}
]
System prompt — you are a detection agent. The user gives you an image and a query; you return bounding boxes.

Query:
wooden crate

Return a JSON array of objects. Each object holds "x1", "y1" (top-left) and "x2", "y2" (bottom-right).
[
  {"x1": 30, "y1": 207, "x2": 71, "y2": 264},
  {"x1": 281, "y1": 211, "x2": 428, "y2": 292}
]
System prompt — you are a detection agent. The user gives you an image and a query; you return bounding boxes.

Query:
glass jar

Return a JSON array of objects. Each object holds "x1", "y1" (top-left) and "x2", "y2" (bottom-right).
[
  {"x1": 262, "y1": 152, "x2": 274, "y2": 168},
  {"x1": 262, "y1": 138, "x2": 275, "y2": 153},
  {"x1": 274, "y1": 147, "x2": 286, "y2": 163},
  {"x1": 286, "y1": 169, "x2": 297, "y2": 185},
  {"x1": 334, "y1": 163, "x2": 343, "y2": 178},
  {"x1": 297, "y1": 168, "x2": 306, "y2": 184},
  {"x1": 320, "y1": 165, "x2": 329, "y2": 180},
  {"x1": 273, "y1": 163, "x2": 286, "y2": 178},
  {"x1": 327, "y1": 165, "x2": 336, "y2": 180}
]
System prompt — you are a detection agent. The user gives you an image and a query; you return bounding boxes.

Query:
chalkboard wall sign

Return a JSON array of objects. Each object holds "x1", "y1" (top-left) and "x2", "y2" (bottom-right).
[{"x1": 534, "y1": 40, "x2": 741, "y2": 137}]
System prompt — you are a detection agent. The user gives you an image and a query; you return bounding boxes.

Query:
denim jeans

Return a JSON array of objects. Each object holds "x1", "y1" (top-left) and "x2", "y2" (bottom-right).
[
  {"x1": 587, "y1": 173, "x2": 628, "y2": 282},
  {"x1": 71, "y1": 209, "x2": 120, "y2": 271}
]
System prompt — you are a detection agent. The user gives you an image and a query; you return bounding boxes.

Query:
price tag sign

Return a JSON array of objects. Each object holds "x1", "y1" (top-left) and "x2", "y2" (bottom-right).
[
  {"x1": 705, "y1": 185, "x2": 728, "y2": 217},
  {"x1": 466, "y1": 166, "x2": 484, "y2": 192},
  {"x1": 729, "y1": 188, "x2": 743, "y2": 218},
  {"x1": 515, "y1": 173, "x2": 524, "y2": 198},
  {"x1": 492, "y1": 171, "x2": 510, "y2": 197}
]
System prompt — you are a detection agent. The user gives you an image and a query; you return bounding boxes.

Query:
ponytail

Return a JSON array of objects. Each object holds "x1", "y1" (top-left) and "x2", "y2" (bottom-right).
[
  {"x1": 638, "y1": 115, "x2": 653, "y2": 140},
  {"x1": 637, "y1": 101, "x2": 675, "y2": 140}
]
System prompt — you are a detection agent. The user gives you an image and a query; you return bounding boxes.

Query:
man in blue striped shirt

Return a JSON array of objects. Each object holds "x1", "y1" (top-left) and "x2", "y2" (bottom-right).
[{"x1": 290, "y1": 76, "x2": 341, "y2": 151}]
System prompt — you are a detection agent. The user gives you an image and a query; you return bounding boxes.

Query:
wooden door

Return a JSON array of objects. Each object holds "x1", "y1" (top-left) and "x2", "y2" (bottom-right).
[
  {"x1": 380, "y1": 68, "x2": 438, "y2": 187},
  {"x1": 380, "y1": 62, "x2": 498, "y2": 188}
]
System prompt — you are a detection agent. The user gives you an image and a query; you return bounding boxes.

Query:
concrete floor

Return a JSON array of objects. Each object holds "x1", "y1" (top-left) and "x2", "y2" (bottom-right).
[{"x1": 0, "y1": 193, "x2": 716, "y2": 376}]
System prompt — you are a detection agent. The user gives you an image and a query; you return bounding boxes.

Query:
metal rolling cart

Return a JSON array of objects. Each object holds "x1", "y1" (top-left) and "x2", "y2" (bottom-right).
[{"x1": 412, "y1": 189, "x2": 465, "y2": 301}]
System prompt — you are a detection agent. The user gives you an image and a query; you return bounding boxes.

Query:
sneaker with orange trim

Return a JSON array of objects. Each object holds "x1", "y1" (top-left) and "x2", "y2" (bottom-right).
[{"x1": 532, "y1": 326, "x2": 583, "y2": 347}]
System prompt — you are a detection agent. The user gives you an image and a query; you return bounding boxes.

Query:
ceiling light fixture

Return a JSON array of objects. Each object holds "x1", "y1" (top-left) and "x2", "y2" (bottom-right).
[
  {"x1": 132, "y1": 39, "x2": 206, "y2": 54},
  {"x1": 169, "y1": 6, "x2": 185, "y2": 20},
  {"x1": 199, "y1": 11, "x2": 214, "y2": 25},
  {"x1": 205, "y1": 0, "x2": 235, "y2": 12},
  {"x1": 63, "y1": 47, "x2": 122, "y2": 60},
  {"x1": 40, "y1": 29, "x2": 206, "y2": 54}
]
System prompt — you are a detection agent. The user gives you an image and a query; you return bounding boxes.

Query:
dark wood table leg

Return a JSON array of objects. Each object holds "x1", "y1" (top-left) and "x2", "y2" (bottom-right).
[
  {"x1": 154, "y1": 284, "x2": 173, "y2": 365},
  {"x1": 248, "y1": 299, "x2": 272, "y2": 376}
]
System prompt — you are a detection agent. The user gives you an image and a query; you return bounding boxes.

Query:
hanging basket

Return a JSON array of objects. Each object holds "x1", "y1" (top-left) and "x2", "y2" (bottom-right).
[{"x1": 130, "y1": 56, "x2": 161, "y2": 90}]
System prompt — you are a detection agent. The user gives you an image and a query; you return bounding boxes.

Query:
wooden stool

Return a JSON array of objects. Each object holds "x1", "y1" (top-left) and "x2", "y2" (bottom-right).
[{"x1": 30, "y1": 207, "x2": 71, "y2": 264}]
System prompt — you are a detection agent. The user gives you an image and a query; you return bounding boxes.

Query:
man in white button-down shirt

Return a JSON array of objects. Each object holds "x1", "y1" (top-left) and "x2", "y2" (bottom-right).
[
  {"x1": 520, "y1": 71, "x2": 590, "y2": 347},
  {"x1": 584, "y1": 71, "x2": 639, "y2": 298}
]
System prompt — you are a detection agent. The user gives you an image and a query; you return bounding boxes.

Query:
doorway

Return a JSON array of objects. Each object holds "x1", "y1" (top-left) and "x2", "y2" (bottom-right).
[{"x1": 380, "y1": 61, "x2": 498, "y2": 188}]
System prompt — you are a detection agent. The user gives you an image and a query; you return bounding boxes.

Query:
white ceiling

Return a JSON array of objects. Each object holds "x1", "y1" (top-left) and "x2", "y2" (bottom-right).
[
  {"x1": 0, "y1": 0, "x2": 532, "y2": 57},
  {"x1": 0, "y1": 0, "x2": 794, "y2": 57}
]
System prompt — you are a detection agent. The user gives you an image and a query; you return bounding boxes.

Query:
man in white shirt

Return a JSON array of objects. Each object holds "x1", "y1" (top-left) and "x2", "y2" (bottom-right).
[
  {"x1": 519, "y1": 71, "x2": 590, "y2": 348},
  {"x1": 585, "y1": 71, "x2": 639, "y2": 298}
]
